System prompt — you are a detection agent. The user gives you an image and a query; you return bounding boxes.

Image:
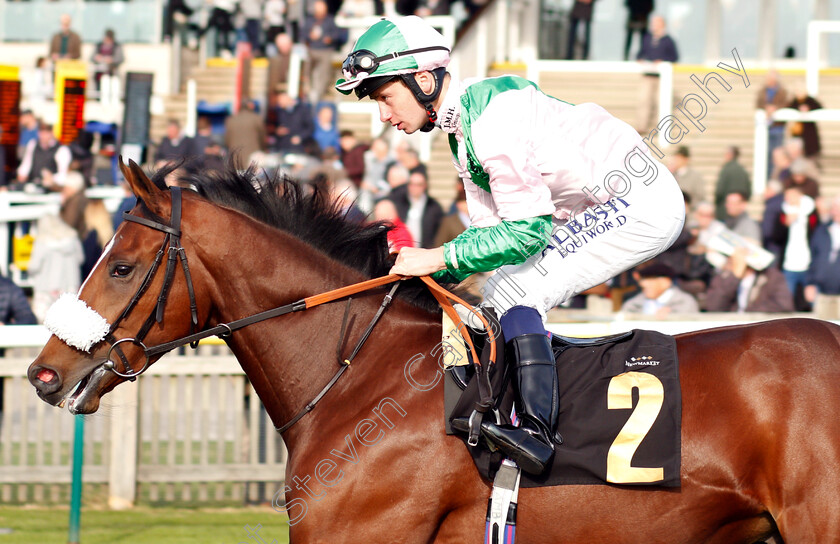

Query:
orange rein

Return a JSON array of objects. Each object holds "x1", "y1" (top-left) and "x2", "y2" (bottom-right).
[{"x1": 303, "y1": 273, "x2": 497, "y2": 367}]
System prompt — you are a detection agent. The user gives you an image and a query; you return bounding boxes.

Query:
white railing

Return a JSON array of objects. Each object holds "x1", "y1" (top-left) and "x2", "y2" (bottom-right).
[
  {"x1": 0, "y1": 187, "x2": 126, "y2": 281},
  {"x1": 0, "y1": 331, "x2": 285, "y2": 508},
  {"x1": 806, "y1": 20, "x2": 840, "y2": 98}
]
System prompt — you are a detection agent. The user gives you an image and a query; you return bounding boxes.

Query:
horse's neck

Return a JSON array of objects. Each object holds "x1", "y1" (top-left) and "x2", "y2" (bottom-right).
[{"x1": 198, "y1": 222, "x2": 441, "y2": 447}]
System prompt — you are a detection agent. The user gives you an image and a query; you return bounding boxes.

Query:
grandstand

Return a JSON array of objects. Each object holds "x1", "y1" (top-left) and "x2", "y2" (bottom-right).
[{"x1": 1, "y1": 2, "x2": 840, "y2": 279}]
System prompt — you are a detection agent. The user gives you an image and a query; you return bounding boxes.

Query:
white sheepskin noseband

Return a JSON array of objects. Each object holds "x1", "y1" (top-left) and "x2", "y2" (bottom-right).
[{"x1": 44, "y1": 293, "x2": 111, "y2": 352}]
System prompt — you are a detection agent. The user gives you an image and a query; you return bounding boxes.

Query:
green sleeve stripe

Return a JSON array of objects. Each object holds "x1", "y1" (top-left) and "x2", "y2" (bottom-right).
[{"x1": 442, "y1": 215, "x2": 552, "y2": 280}]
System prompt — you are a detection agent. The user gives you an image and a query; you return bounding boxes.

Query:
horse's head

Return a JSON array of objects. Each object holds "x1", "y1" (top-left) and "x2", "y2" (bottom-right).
[{"x1": 28, "y1": 159, "x2": 208, "y2": 414}]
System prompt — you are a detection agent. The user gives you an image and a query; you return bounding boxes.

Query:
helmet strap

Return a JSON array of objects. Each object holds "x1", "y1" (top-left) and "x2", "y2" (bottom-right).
[{"x1": 400, "y1": 67, "x2": 447, "y2": 133}]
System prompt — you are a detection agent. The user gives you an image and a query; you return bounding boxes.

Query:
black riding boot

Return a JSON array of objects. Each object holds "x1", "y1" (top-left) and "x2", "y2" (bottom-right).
[
  {"x1": 481, "y1": 333, "x2": 559, "y2": 475},
  {"x1": 452, "y1": 333, "x2": 559, "y2": 475}
]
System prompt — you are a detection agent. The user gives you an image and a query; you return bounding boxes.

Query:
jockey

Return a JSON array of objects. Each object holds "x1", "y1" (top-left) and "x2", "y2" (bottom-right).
[{"x1": 336, "y1": 16, "x2": 686, "y2": 475}]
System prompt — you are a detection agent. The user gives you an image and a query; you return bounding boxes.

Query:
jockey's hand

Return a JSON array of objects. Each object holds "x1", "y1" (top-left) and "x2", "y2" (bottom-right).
[{"x1": 390, "y1": 246, "x2": 447, "y2": 277}]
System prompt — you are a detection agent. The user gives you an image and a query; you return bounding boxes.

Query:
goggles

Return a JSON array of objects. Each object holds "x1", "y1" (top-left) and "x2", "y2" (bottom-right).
[{"x1": 341, "y1": 46, "x2": 450, "y2": 81}]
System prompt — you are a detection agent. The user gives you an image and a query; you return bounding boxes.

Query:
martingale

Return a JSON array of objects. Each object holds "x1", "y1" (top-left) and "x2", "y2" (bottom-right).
[{"x1": 448, "y1": 329, "x2": 681, "y2": 488}]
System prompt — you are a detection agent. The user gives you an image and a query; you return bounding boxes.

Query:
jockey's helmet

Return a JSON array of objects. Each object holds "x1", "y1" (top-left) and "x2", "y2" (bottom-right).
[{"x1": 335, "y1": 16, "x2": 451, "y2": 131}]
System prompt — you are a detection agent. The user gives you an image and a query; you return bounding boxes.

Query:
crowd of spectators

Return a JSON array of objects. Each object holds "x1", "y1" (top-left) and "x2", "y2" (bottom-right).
[
  {"x1": 2, "y1": 7, "x2": 839, "y2": 330},
  {"x1": 619, "y1": 68, "x2": 837, "y2": 320}
]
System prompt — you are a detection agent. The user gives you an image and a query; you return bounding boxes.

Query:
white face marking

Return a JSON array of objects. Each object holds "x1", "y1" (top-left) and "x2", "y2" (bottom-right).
[
  {"x1": 78, "y1": 236, "x2": 115, "y2": 294},
  {"x1": 44, "y1": 294, "x2": 112, "y2": 352}
]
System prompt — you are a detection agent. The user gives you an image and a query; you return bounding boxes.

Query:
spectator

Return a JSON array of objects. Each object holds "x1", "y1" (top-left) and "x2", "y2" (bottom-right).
[
  {"x1": 669, "y1": 145, "x2": 705, "y2": 206},
  {"x1": 783, "y1": 137, "x2": 819, "y2": 179},
  {"x1": 289, "y1": 137, "x2": 325, "y2": 182},
  {"x1": 385, "y1": 163, "x2": 410, "y2": 196},
  {"x1": 788, "y1": 88, "x2": 822, "y2": 161},
  {"x1": 770, "y1": 186, "x2": 818, "y2": 310},
  {"x1": 391, "y1": 141, "x2": 427, "y2": 178},
  {"x1": 190, "y1": 116, "x2": 225, "y2": 160},
  {"x1": 49, "y1": 14, "x2": 82, "y2": 62},
  {"x1": 90, "y1": 29, "x2": 125, "y2": 94},
  {"x1": 285, "y1": 0, "x2": 305, "y2": 42},
  {"x1": 57, "y1": 160, "x2": 90, "y2": 238},
  {"x1": 17, "y1": 123, "x2": 72, "y2": 190},
  {"x1": 390, "y1": 170, "x2": 444, "y2": 249},
  {"x1": 434, "y1": 182, "x2": 487, "y2": 298},
  {"x1": 624, "y1": 0, "x2": 653, "y2": 61},
  {"x1": 309, "y1": 145, "x2": 346, "y2": 188},
  {"x1": 805, "y1": 195, "x2": 840, "y2": 320},
  {"x1": 654, "y1": 191, "x2": 693, "y2": 280},
  {"x1": 687, "y1": 201, "x2": 726, "y2": 272},
  {"x1": 784, "y1": 157, "x2": 819, "y2": 200},
  {"x1": 239, "y1": 0, "x2": 263, "y2": 56},
  {"x1": 28, "y1": 214, "x2": 85, "y2": 322},
  {"x1": 373, "y1": 198, "x2": 413, "y2": 252},
  {"x1": 154, "y1": 119, "x2": 193, "y2": 165},
  {"x1": 201, "y1": 0, "x2": 237, "y2": 56},
  {"x1": 713, "y1": 145, "x2": 751, "y2": 221},
  {"x1": 705, "y1": 247, "x2": 794, "y2": 313},
  {"x1": 339, "y1": 130, "x2": 369, "y2": 188},
  {"x1": 302, "y1": 0, "x2": 341, "y2": 105},
  {"x1": 224, "y1": 99, "x2": 266, "y2": 170},
  {"x1": 163, "y1": 0, "x2": 196, "y2": 43},
  {"x1": 761, "y1": 179, "x2": 785, "y2": 265},
  {"x1": 266, "y1": 33, "x2": 293, "y2": 122},
  {"x1": 331, "y1": 178, "x2": 367, "y2": 223},
  {"x1": 395, "y1": 0, "x2": 420, "y2": 16},
  {"x1": 312, "y1": 103, "x2": 341, "y2": 154},
  {"x1": 264, "y1": 0, "x2": 288, "y2": 49},
  {"x1": 0, "y1": 274, "x2": 37, "y2": 325},
  {"x1": 18, "y1": 110, "x2": 39, "y2": 156},
  {"x1": 621, "y1": 263, "x2": 698, "y2": 316},
  {"x1": 566, "y1": 0, "x2": 596, "y2": 61},
  {"x1": 415, "y1": 0, "x2": 449, "y2": 16},
  {"x1": 271, "y1": 91, "x2": 313, "y2": 154},
  {"x1": 359, "y1": 137, "x2": 393, "y2": 214},
  {"x1": 769, "y1": 145, "x2": 792, "y2": 186},
  {"x1": 340, "y1": 0, "x2": 377, "y2": 17},
  {"x1": 635, "y1": 15, "x2": 678, "y2": 134},
  {"x1": 434, "y1": 182, "x2": 469, "y2": 246},
  {"x1": 363, "y1": 138, "x2": 392, "y2": 189},
  {"x1": 68, "y1": 129, "x2": 95, "y2": 185},
  {"x1": 80, "y1": 199, "x2": 115, "y2": 279},
  {"x1": 29, "y1": 57, "x2": 54, "y2": 103},
  {"x1": 723, "y1": 192, "x2": 761, "y2": 244},
  {"x1": 756, "y1": 69, "x2": 788, "y2": 175}
]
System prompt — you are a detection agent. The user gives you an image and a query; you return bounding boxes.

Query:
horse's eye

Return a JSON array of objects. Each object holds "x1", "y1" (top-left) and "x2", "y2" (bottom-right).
[{"x1": 112, "y1": 265, "x2": 133, "y2": 278}]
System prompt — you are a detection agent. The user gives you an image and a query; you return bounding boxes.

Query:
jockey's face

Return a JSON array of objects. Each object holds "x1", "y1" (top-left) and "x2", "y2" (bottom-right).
[{"x1": 370, "y1": 76, "x2": 428, "y2": 134}]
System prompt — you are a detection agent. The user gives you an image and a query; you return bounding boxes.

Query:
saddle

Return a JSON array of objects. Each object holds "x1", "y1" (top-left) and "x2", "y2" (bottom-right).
[{"x1": 443, "y1": 310, "x2": 682, "y2": 489}]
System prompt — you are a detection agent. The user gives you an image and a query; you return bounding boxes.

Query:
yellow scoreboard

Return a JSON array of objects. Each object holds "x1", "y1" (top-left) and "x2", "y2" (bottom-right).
[
  {"x1": 0, "y1": 65, "x2": 21, "y2": 177},
  {"x1": 54, "y1": 60, "x2": 87, "y2": 145}
]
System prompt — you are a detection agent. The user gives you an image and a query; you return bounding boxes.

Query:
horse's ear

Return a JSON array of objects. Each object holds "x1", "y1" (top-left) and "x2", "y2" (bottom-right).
[{"x1": 119, "y1": 156, "x2": 166, "y2": 213}]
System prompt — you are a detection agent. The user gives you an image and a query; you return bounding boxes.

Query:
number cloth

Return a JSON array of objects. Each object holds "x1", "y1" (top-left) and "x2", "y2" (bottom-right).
[{"x1": 449, "y1": 329, "x2": 681, "y2": 488}]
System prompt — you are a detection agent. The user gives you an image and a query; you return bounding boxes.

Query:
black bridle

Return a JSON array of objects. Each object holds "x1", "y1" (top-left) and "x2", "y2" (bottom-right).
[
  {"x1": 97, "y1": 186, "x2": 401, "y2": 434},
  {"x1": 102, "y1": 187, "x2": 199, "y2": 380}
]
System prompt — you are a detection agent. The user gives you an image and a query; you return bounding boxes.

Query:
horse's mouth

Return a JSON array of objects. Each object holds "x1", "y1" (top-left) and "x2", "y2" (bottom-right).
[{"x1": 58, "y1": 364, "x2": 110, "y2": 414}]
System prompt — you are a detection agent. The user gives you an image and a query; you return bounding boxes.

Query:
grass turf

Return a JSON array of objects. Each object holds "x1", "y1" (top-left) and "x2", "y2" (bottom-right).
[{"x1": 0, "y1": 506, "x2": 290, "y2": 544}]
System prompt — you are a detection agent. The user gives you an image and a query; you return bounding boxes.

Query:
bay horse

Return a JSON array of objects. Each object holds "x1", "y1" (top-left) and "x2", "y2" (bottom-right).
[{"x1": 27, "y1": 160, "x2": 840, "y2": 543}]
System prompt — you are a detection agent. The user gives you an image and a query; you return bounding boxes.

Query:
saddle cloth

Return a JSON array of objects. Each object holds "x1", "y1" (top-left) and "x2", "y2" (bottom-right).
[{"x1": 445, "y1": 326, "x2": 681, "y2": 489}]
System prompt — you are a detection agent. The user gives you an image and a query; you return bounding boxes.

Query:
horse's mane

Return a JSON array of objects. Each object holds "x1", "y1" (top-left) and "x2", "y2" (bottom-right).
[{"x1": 149, "y1": 160, "x2": 445, "y2": 313}]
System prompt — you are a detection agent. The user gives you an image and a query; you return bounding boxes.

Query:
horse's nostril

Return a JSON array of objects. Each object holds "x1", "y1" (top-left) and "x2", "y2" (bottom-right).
[{"x1": 36, "y1": 368, "x2": 57, "y2": 384}]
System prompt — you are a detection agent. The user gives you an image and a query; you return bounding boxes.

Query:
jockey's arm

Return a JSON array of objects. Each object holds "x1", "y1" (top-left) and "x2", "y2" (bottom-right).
[{"x1": 389, "y1": 216, "x2": 553, "y2": 282}]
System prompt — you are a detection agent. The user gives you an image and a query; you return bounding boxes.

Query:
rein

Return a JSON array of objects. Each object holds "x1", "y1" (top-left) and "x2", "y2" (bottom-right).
[{"x1": 100, "y1": 187, "x2": 497, "y2": 435}]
